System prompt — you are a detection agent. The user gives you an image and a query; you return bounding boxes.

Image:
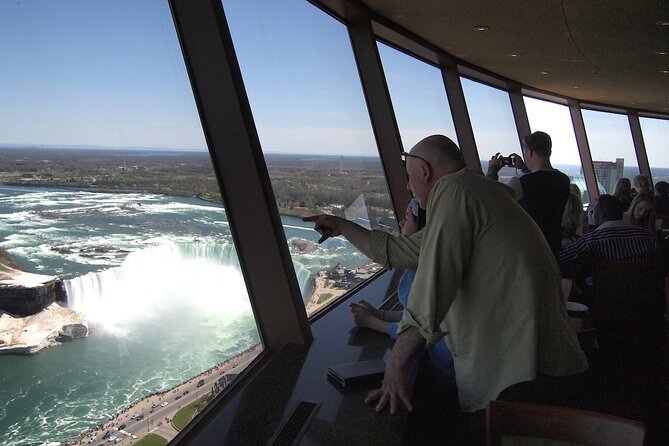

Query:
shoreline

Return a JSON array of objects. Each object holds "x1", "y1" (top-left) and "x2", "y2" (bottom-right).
[
  {"x1": 0, "y1": 181, "x2": 324, "y2": 220},
  {"x1": 64, "y1": 343, "x2": 262, "y2": 445}
]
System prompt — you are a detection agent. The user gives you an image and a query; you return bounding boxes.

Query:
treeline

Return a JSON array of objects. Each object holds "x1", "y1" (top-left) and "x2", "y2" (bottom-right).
[{"x1": 0, "y1": 148, "x2": 396, "y2": 221}]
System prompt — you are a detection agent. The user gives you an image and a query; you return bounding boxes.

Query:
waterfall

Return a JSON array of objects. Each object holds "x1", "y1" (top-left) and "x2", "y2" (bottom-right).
[
  {"x1": 292, "y1": 261, "x2": 314, "y2": 302},
  {"x1": 63, "y1": 242, "x2": 250, "y2": 335},
  {"x1": 64, "y1": 241, "x2": 315, "y2": 332}
]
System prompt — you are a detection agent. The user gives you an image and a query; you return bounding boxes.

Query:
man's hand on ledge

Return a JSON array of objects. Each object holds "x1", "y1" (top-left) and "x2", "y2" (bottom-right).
[{"x1": 364, "y1": 357, "x2": 413, "y2": 415}]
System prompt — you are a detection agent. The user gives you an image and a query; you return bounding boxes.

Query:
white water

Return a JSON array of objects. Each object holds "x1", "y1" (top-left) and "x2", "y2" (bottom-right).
[
  {"x1": 0, "y1": 185, "x2": 367, "y2": 446},
  {"x1": 64, "y1": 242, "x2": 251, "y2": 336}
]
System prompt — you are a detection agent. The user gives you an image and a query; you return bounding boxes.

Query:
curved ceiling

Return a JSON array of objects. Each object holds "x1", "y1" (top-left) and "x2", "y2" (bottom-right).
[{"x1": 359, "y1": 0, "x2": 669, "y2": 114}]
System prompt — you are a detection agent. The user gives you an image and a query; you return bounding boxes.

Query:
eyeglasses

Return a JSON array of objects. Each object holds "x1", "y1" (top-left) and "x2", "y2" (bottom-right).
[{"x1": 400, "y1": 151, "x2": 431, "y2": 168}]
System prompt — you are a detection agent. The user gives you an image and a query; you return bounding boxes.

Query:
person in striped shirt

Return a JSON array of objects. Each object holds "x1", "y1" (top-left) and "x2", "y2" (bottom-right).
[{"x1": 559, "y1": 194, "x2": 655, "y2": 279}]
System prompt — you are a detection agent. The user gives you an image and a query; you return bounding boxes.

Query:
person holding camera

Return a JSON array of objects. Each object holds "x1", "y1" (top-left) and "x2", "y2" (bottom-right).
[{"x1": 486, "y1": 131, "x2": 571, "y2": 258}]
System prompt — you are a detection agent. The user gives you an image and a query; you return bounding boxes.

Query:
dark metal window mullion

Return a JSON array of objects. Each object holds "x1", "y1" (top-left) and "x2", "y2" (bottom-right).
[{"x1": 169, "y1": 0, "x2": 311, "y2": 348}]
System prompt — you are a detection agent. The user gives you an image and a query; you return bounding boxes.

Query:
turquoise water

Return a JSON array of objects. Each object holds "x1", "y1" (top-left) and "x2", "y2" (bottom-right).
[{"x1": 0, "y1": 186, "x2": 368, "y2": 446}]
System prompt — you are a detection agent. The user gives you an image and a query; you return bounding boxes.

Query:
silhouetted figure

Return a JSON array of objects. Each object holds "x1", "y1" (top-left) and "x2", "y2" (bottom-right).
[
  {"x1": 612, "y1": 177, "x2": 633, "y2": 211},
  {"x1": 654, "y1": 181, "x2": 669, "y2": 216},
  {"x1": 632, "y1": 174, "x2": 652, "y2": 197},
  {"x1": 487, "y1": 131, "x2": 570, "y2": 258}
]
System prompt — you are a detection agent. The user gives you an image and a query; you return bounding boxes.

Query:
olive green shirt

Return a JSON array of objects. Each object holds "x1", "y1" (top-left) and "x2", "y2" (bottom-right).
[{"x1": 370, "y1": 168, "x2": 587, "y2": 412}]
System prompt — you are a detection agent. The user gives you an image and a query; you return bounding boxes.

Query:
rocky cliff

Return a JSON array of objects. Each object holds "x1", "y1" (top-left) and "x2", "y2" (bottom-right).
[
  {"x1": 0, "y1": 249, "x2": 86, "y2": 355},
  {"x1": 0, "y1": 259, "x2": 66, "y2": 316},
  {"x1": 0, "y1": 302, "x2": 88, "y2": 355}
]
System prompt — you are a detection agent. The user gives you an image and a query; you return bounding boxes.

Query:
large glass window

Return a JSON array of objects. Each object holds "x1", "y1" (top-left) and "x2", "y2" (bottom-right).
[
  {"x1": 640, "y1": 117, "x2": 669, "y2": 184},
  {"x1": 524, "y1": 96, "x2": 590, "y2": 204},
  {"x1": 0, "y1": 2, "x2": 260, "y2": 445},
  {"x1": 224, "y1": 0, "x2": 394, "y2": 315},
  {"x1": 377, "y1": 42, "x2": 458, "y2": 149},
  {"x1": 460, "y1": 77, "x2": 519, "y2": 182},
  {"x1": 581, "y1": 109, "x2": 638, "y2": 194}
]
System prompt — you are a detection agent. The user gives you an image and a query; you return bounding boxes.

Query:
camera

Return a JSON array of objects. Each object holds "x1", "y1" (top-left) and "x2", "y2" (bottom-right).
[{"x1": 500, "y1": 155, "x2": 515, "y2": 167}]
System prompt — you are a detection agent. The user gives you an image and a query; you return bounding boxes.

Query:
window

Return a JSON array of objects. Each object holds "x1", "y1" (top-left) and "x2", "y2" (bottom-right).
[
  {"x1": 460, "y1": 77, "x2": 519, "y2": 182},
  {"x1": 377, "y1": 42, "x2": 458, "y2": 149},
  {"x1": 640, "y1": 116, "x2": 669, "y2": 184},
  {"x1": 224, "y1": 0, "x2": 394, "y2": 315},
  {"x1": 581, "y1": 109, "x2": 638, "y2": 194},
  {"x1": 0, "y1": 2, "x2": 260, "y2": 445},
  {"x1": 524, "y1": 96, "x2": 590, "y2": 204}
]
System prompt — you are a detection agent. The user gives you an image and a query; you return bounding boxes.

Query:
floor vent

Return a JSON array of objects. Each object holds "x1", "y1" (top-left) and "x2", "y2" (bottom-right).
[{"x1": 267, "y1": 400, "x2": 321, "y2": 446}]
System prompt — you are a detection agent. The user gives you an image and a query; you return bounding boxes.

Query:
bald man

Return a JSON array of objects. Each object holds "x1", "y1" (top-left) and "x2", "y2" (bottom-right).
[{"x1": 304, "y1": 135, "x2": 587, "y2": 418}]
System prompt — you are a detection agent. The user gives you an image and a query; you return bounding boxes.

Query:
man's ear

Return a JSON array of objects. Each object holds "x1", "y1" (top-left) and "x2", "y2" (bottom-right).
[{"x1": 421, "y1": 163, "x2": 432, "y2": 182}]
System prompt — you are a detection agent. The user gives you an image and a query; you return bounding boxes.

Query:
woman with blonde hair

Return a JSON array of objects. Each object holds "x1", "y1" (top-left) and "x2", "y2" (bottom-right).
[
  {"x1": 624, "y1": 191, "x2": 655, "y2": 232},
  {"x1": 562, "y1": 188, "x2": 584, "y2": 246}
]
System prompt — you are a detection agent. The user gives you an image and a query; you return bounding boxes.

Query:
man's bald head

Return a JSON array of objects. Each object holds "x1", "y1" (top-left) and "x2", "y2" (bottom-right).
[
  {"x1": 406, "y1": 135, "x2": 465, "y2": 208},
  {"x1": 410, "y1": 135, "x2": 464, "y2": 171}
]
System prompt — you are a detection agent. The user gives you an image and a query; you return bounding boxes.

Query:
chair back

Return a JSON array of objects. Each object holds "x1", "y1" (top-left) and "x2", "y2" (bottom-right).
[
  {"x1": 591, "y1": 260, "x2": 655, "y2": 346},
  {"x1": 486, "y1": 400, "x2": 646, "y2": 446}
]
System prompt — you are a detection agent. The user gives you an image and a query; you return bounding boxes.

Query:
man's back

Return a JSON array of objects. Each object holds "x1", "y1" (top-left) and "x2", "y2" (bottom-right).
[
  {"x1": 517, "y1": 169, "x2": 571, "y2": 257},
  {"x1": 559, "y1": 221, "x2": 655, "y2": 267}
]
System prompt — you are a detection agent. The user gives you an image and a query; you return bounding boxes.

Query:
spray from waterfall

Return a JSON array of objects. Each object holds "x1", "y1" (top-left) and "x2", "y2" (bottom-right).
[{"x1": 64, "y1": 241, "x2": 315, "y2": 334}]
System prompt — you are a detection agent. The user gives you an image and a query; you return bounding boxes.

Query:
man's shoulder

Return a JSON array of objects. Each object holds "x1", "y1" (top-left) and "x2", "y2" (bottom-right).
[
  {"x1": 594, "y1": 223, "x2": 654, "y2": 238},
  {"x1": 519, "y1": 169, "x2": 570, "y2": 195},
  {"x1": 521, "y1": 169, "x2": 569, "y2": 182},
  {"x1": 437, "y1": 168, "x2": 491, "y2": 190},
  {"x1": 431, "y1": 169, "x2": 515, "y2": 204}
]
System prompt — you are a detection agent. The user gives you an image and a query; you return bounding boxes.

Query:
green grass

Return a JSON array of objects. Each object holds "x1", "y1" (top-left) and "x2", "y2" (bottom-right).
[
  {"x1": 172, "y1": 395, "x2": 210, "y2": 431},
  {"x1": 317, "y1": 293, "x2": 332, "y2": 304},
  {"x1": 133, "y1": 433, "x2": 167, "y2": 446}
]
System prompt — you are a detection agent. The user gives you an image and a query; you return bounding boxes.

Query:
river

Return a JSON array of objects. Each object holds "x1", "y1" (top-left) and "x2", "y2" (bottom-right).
[{"x1": 0, "y1": 185, "x2": 368, "y2": 446}]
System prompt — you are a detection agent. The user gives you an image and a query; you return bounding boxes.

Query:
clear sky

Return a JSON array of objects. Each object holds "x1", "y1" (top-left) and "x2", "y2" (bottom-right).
[
  {"x1": 0, "y1": 0, "x2": 205, "y2": 150},
  {"x1": 1, "y1": 0, "x2": 667, "y2": 166}
]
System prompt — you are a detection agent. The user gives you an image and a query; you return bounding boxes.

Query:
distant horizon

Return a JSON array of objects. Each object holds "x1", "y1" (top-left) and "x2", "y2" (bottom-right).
[
  {"x1": 0, "y1": 143, "x2": 654, "y2": 169},
  {"x1": 0, "y1": 143, "x2": 383, "y2": 157}
]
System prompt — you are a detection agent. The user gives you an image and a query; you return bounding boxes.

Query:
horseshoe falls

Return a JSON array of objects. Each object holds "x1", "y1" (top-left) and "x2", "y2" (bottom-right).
[{"x1": 0, "y1": 185, "x2": 365, "y2": 446}]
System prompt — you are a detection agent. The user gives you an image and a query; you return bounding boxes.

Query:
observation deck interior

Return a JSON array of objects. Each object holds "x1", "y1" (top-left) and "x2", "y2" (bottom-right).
[
  {"x1": 3, "y1": 0, "x2": 669, "y2": 445},
  {"x1": 167, "y1": 0, "x2": 669, "y2": 444}
]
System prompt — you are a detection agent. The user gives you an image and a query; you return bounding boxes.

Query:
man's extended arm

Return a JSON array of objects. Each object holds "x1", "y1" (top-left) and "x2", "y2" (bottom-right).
[{"x1": 302, "y1": 215, "x2": 372, "y2": 257}]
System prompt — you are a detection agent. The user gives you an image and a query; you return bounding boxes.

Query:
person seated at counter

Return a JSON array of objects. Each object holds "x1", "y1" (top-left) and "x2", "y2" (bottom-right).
[
  {"x1": 304, "y1": 135, "x2": 587, "y2": 424},
  {"x1": 559, "y1": 194, "x2": 655, "y2": 289},
  {"x1": 349, "y1": 197, "x2": 453, "y2": 382}
]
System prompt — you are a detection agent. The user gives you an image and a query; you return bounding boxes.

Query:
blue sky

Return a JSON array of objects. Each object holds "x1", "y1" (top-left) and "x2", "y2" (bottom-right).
[
  {"x1": 0, "y1": 0, "x2": 205, "y2": 150},
  {"x1": 1, "y1": 0, "x2": 667, "y2": 166}
]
